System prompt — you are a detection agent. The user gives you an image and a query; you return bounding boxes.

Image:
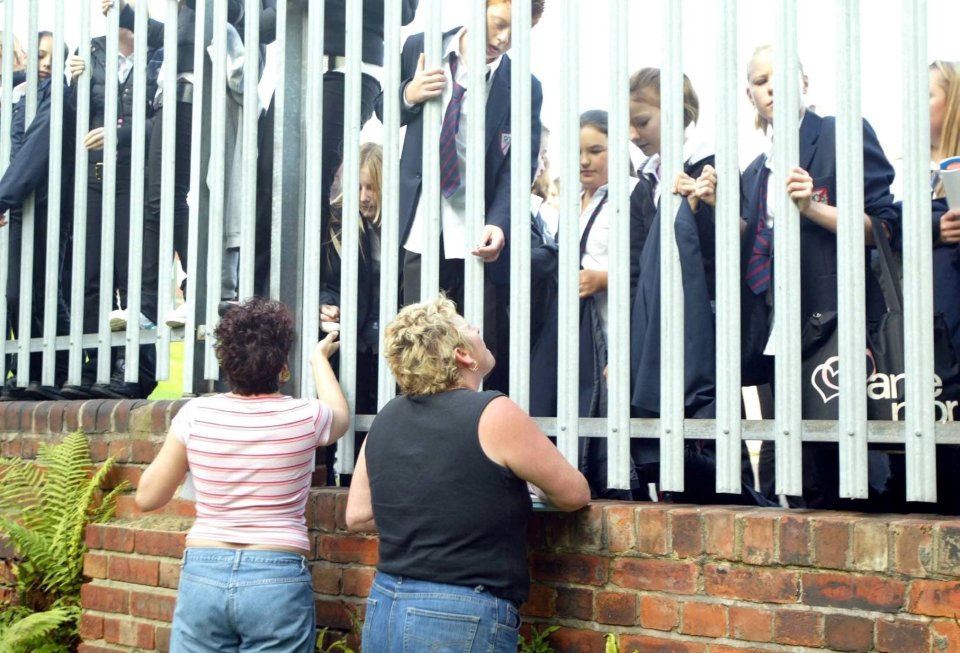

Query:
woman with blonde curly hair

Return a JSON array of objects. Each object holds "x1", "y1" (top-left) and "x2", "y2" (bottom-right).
[{"x1": 346, "y1": 295, "x2": 589, "y2": 652}]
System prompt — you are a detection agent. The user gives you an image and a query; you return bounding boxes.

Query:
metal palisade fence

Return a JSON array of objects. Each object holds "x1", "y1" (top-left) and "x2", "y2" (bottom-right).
[{"x1": 0, "y1": 0, "x2": 957, "y2": 504}]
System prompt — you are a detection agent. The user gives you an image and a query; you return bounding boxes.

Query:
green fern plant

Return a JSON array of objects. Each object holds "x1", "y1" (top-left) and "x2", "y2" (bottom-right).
[
  {"x1": 0, "y1": 432, "x2": 129, "y2": 652},
  {"x1": 518, "y1": 624, "x2": 560, "y2": 653}
]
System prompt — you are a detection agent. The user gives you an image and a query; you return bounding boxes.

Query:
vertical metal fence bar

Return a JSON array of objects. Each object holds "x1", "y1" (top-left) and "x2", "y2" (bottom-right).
[
  {"x1": 41, "y1": 0, "x2": 66, "y2": 386},
  {"x1": 299, "y1": 0, "x2": 323, "y2": 398},
  {"x1": 773, "y1": 0, "x2": 803, "y2": 497},
  {"x1": 337, "y1": 0, "x2": 363, "y2": 475},
  {"x1": 658, "y1": 0, "x2": 685, "y2": 492},
  {"x1": 605, "y1": 0, "x2": 630, "y2": 489},
  {"x1": 17, "y1": 0, "x2": 39, "y2": 388},
  {"x1": 555, "y1": 0, "x2": 580, "y2": 465},
  {"x1": 836, "y1": 0, "x2": 869, "y2": 499},
  {"x1": 419, "y1": 0, "x2": 441, "y2": 301},
  {"x1": 183, "y1": 0, "x2": 209, "y2": 395},
  {"x1": 509, "y1": 0, "x2": 532, "y2": 410},
  {"x1": 68, "y1": 0, "x2": 92, "y2": 386},
  {"x1": 204, "y1": 0, "x2": 229, "y2": 380},
  {"x1": 157, "y1": 0, "x2": 181, "y2": 381},
  {"x1": 378, "y1": 0, "x2": 401, "y2": 408},
  {"x1": 96, "y1": 3, "x2": 120, "y2": 384},
  {"x1": 24, "y1": 5, "x2": 38, "y2": 126},
  {"x1": 714, "y1": 0, "x2": 742, "y2": 493},
  {"x1": 268, "y1": 0, "x2": 286, "y2": 301},
  {"x1": 276, "y1": 1, "x2": 306, "y2": 395},
  {"x1": 238, "y1": 0, "x2": 260, "y2": 301},
  {"x1": 462, "y1": 0, "x2": 486, "y2": 347},
  {"x1": 902, "y1": 0, "x2": 936, "y2": 502},
  {"x1": 124, "y1": 0, "x2": 151, "y2": 383},
  {"x1": 0, "y1": 9, "x2": 15, "y2": 378}
]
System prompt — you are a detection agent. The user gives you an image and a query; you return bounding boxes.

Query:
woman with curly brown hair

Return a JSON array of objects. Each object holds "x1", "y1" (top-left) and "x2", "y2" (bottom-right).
[
  {"x1": 346, "y1": 295, "x2": 589, "y2": 653},
  {"x1": 135, "y1": 297, "x2": 348, "y2": 652}
]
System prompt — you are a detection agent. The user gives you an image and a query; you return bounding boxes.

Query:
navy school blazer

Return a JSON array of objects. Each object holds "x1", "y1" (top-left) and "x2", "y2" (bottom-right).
[
  {"x1": 630, "y1": 155, "x2": 718, "y2": 422},
  {"x1": 396, "y1": 29, "x2": 543, "y2": 264},
  {"x1": 738, "y1": 111, "x2": 900, "y2": 380},
  {"x1": 0, "y1": 79, "x2": 76, "y2": 216}
]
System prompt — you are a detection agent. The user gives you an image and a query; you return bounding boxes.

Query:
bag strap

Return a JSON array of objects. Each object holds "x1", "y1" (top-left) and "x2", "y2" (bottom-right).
[{"x1": 870, "y1": 217, "x2": 903, "y2": 314}]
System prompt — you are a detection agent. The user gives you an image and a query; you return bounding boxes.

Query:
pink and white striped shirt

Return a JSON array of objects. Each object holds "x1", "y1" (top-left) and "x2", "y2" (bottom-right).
[{"x1": 172, "y1": 394, "x2": 333, "y2": 551}]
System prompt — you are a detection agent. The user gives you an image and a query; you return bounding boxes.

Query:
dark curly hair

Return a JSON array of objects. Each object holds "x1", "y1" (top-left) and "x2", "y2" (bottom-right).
[{"x1": 213, "y1": 297, "x2": 295, "y2": 395}]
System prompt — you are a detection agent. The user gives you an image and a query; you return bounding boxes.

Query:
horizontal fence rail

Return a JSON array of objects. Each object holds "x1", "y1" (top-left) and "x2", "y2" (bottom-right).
[{"x1": 0, "y1": 0, "x2": 957, "y2": 506}]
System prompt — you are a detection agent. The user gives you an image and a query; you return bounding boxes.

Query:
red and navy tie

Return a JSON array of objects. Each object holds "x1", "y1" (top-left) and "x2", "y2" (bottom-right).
[
  {"x1": 439, "y1": 55, "x2": 465, "y2": 199},
  {"x1": 745, "y1": 166, "x2": 773, "y2": 294}
]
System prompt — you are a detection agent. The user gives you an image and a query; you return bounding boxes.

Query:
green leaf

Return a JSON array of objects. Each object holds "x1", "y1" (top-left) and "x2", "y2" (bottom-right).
[
  {"x1": 0, "y1": 605, "x2": 79, "y2": 653},
  {"x1": 0, "y1": 433, "x2": 124, "y2": 650}
]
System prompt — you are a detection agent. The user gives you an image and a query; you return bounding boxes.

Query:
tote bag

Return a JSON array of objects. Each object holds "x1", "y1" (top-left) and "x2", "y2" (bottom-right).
[{"x1": 801, "y1": 219, "x2": 960, "y2": 421}]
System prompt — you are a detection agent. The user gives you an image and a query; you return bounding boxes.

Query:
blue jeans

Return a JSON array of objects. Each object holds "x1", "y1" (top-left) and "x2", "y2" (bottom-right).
[
  {"x1": 362, "y1": 572, "x2": 521, "y2": 653},
  {"x1": 170, "y1": 548, "x2": 316, "y2": 652}
]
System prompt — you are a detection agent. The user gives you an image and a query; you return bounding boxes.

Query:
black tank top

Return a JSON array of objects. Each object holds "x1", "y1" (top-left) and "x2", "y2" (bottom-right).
[{"x1": 365, "y1": 388, "x2": 532, "y2": 604}]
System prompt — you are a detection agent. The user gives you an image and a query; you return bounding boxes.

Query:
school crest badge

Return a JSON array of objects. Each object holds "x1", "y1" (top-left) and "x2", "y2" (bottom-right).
[
  {"x1": 500, "y1": 132, "x2": 511, "y2": 155},
  {"x1": 811, "y1": 186, "x2": 829, "y2": 204}
]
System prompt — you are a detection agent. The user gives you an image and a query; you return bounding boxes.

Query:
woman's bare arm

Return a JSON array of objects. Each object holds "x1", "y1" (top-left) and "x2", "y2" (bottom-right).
[
  {"x1": 345, "y1": 442, "x2": 377, "y2": 532},
  {"x1": 478, "y1": 397, "x2": 590, "y2": 511},
  {"x1": 136, "y1": 428, "x2": 189, "y2": 511}
]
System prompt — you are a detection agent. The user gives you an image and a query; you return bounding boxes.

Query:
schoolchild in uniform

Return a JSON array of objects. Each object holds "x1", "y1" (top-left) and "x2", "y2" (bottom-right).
[
  {"x1": 734, "y1": 45, "x2": 900, "y2": 509},
  {"x1": 252, "y1": 1, "x2": 419, "y2": 298},
  {"x1": 61, "y1": 6, "x2": 164, "y2": 401},
  {"x1": 397, "y1": 0, "x2": 545, "y2": 394},
  {"x1": 0, "y1": 32, "x2": 75, "y2": 401},
  {"x1": 929, "y1": 60, "x2": 960, "y2": 359},
  {"x1": 626, "y1": 68, "x2": 766, "y2": 505},
  {"x1": 122, "y1": 0, "x2": 245, "y2": 328},
  {"x1": 530, "y1": 110, "x2": 641, "y2": 499},
  {"x1": 319, "y1": 142, "x2": 384, "y2": 485},
  {"x1": 895, "y1": 60, "x2": 960, "y2": 514}
]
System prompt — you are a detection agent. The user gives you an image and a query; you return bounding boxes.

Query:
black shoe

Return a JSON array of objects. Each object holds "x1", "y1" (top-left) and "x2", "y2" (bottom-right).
[
  {"x1": 0, "y1": 378, "x2": 26, "y2": 401},
  {"x1": 22, "y1": 382, "x2": 68, "y2": 401},
  {"x1": 60, "y1": 384, "x2": 97, "y2": 400},
  {"x1": 90, "y1": 382, "x2": 145, "y2": 400}
]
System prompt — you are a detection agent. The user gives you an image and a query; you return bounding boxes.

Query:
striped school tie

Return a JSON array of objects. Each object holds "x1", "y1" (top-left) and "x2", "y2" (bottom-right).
[
  {"x1": 439, "y1": 55, "x2": 465, "y2": 199},
  {"x1": 745, "y1": 166, "x2": 773, "y2": 294}
]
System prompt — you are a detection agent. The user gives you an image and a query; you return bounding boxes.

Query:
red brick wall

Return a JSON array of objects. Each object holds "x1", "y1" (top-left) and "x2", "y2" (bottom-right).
[{"x1": 2, "y1": 401, "x2": 960, "y2": 652}]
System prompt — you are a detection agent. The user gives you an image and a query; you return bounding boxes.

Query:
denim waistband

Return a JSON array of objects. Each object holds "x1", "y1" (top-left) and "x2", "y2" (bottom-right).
[
  {"x1": 183, "y1": 547, "x2": 306, "y2": 569},
  {"x1": 372, "y1": 572, "x2": 520, "y2": 613}
]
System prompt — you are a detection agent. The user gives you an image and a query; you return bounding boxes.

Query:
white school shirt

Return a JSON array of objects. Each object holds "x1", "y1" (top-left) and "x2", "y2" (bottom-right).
[
  {"x1": 404, "y1": 29, "x2": 503, "y2": 258},
  {"x1": 117, "y1": 52, "x2": 134, "y2": 84},
  {"x1": 580, "y1": 177, "x2": 640, "y2": 340}
]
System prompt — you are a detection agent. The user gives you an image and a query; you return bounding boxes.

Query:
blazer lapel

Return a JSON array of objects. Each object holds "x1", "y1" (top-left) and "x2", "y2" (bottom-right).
[
  {"x1": 798, "y1": 110, "x2": 822, "y2": 172},
  {"x1": 485, "y1": 55, "x2": 511, "y2": 149}
]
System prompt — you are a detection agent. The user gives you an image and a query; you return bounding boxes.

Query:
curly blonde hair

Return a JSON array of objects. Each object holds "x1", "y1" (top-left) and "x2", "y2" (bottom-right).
[{"x1": 383, "y1": 296, "x2": 471, "y2": 396}]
